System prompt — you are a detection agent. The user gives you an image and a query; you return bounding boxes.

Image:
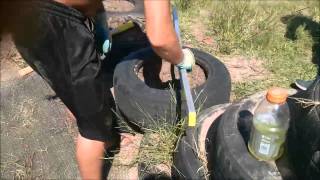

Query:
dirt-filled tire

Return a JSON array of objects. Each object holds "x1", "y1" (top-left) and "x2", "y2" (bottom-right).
[
  {"x1": 172, "y1": 104, "x2": 230, "y2": 179},
  {"x1": 211, "y1": 92, "x2": 297, "y2": 180},
  {"x1": 113, "y1": 47, "x2": 231, "y2": 130}
]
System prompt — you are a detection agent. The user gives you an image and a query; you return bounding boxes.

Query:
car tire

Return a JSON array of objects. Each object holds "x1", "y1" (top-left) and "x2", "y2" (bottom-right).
[
  {"x1": 211, "y1": 92, "x2": 297, "y2": 180},
  {"x1": 172, "y1": 103, "x2": 230, "y2": 179},
  {"x1": 113, "y1": 47, "x2": 231, "y2": 130}
]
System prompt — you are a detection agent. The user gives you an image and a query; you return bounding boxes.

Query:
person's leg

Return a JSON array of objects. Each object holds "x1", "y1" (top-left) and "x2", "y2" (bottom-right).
[
  {"x1": 11, "y1": 1, "x2": 115, "y2": 178},
  {"x1": 76, "y1": 134, "x2": 112, "y2": 179}
]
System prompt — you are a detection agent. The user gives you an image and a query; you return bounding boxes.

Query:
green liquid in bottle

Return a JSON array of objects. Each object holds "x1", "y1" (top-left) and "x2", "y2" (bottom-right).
[
  {"x1": 248, "y1": 120, "x2": 286, "y2": 161},
  {"x1": 248, "y1": 88, "x2": 290, "y2": 161}
]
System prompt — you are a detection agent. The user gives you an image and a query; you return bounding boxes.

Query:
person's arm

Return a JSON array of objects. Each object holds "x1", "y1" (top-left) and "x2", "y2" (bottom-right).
[
  {"x1": 54, "y1": 0, "x2": 103, "y2": 17},
  {"x1": 144, "y1": 0, "x2": 183, "y2": 65}
]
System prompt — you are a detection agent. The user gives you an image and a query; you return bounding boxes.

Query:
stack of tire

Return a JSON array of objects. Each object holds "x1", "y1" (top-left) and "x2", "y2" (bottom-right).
[
  {"x1": 172, "y1": 82, "x2": 320, "y2": 180},
  {"x1": 114, "y1": 47, "x2": 231, "y2": 131},
  {"x1": 173, "y1": 93, "x2": 291, "y2": 179},
  {"x1": 110, "y1": 38, "x2": 292, "y2": 179},
  {"x1": 113, "y1": 47, "x2": 231, "y2": 179},
  {"x1": 109, "y1": 0, "x2": 231, "y2": 131},
  {"x1": 111, "y1": 34, "x2": 318, "y2": 180}
]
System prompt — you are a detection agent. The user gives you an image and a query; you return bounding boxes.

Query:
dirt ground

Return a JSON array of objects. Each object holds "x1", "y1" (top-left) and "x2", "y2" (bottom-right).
[
  {"x1": 104, "y1": 0, "x2": 135, "y2": 12},
  {"x1": 222, "y1": 55, "x2": 269, "y2": 83},
  {"x1": 1, "y1": 35, "x2": 80, "y2": 179},
  {"x1": 188, "y1": 9, "x2": 269, "y2": 84}
]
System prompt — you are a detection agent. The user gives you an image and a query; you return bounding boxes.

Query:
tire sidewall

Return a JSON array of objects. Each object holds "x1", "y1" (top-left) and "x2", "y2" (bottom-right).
[{"x1": 114, "y1": 47, "x2": 231, "y2": 130}]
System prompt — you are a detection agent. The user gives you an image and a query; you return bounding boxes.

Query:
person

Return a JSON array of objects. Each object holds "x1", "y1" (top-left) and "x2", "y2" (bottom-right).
[{"x1": 2, "y1": 0, "x2": 195, "y2": 179}]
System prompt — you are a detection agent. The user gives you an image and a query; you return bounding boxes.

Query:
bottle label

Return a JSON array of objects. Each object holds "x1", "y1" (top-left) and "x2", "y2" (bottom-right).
[
  {"x1": 258, "y1": 135, "x2": 271, "y2": 155},
  {"x1": 249, "y1": 129, "x2": 283, "y2": 159}
]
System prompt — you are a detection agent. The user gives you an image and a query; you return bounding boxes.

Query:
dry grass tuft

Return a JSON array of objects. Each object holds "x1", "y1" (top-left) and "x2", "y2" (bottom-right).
[{"x1": 289, "y1": 97, "x2": 320, "y2": 108}]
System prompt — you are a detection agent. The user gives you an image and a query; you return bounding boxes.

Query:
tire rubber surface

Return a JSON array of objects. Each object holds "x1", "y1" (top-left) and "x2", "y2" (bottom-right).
[
  {"x1": 173, "y1": 104, "x2": 230, "y2": 179},
  {"x1": 114, "y1": 47, "x2": 231, "y2": 130},
  {"x1": 212, "y1": 92, "x2": 298, "y2": 180}
]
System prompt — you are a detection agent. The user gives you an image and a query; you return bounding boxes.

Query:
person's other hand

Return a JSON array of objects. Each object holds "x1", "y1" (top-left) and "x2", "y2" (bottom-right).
[{"x1": 176, "y1": 48, "x2": 195, "y2": 71}]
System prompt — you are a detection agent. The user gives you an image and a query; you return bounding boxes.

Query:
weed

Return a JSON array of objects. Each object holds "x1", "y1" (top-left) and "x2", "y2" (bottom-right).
[
  {"x1": 289, "y1": 97, "x2": 320, "y2": 108},
  {"x1": 114, "y1": 105, "x2": 186, "y2": 170},
  {"x1": 138, "y1": 119, "x2": 185, "y2": 169},
  {"x1": 112, "y1": 82, "x2": 203, "y2": 175},
  {"x1": 173, "y1": 0, "x2": 192, "y2": 10}
]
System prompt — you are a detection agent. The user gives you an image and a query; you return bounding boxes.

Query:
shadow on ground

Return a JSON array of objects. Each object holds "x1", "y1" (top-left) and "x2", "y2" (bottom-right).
[{"x1": 281, "y1": 14, "x2": 320, "y2": 74}]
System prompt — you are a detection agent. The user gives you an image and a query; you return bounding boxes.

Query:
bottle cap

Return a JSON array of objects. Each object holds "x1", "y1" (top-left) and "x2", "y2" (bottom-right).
[{"x1": 266, "y1": 87, "x2": 288, "y2": 104}]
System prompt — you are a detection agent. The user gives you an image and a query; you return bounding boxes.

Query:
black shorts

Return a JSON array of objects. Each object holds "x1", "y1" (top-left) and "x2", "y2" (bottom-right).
[{"x1": 12, "y1": 0, "x2": 114, "y2": 142}]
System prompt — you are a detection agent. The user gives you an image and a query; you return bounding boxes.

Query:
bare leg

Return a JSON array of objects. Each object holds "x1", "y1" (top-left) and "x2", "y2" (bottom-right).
[{"x1": 76, "y1": 134, "x2": 112, "y2": 180}]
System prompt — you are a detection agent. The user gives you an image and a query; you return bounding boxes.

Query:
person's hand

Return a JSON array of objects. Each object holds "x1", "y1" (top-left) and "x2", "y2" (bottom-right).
[
  {"x1": 176, "y1": 48, "x2": 195, "y2": 71},
  {"x1": 95, "y1": 11, "x2": 111, "y2": 55}
]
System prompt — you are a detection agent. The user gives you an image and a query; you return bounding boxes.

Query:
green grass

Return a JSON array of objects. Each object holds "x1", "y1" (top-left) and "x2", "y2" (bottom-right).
[
  {"x1": 176, "y1": 0, "x2": 319, "y2": 99},
  {"x1": 114, "y1": 114, "x2": 186, "y2": 174},
  {"x1": 137, "y1": 119, "x2": 185, "y2": 169},
  {"x1": 113, "y1": 85, "x2": 187, "y2": 173},
  {"x1": 113, "y1": 83, "x2": 207, "y2": 174}
]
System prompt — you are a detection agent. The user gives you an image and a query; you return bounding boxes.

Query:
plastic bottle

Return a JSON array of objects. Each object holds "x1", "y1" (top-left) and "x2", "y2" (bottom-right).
[{"x1": 248, "y1": 87, "x2": 290, "y2": 161}]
